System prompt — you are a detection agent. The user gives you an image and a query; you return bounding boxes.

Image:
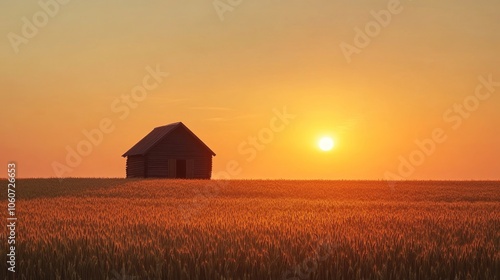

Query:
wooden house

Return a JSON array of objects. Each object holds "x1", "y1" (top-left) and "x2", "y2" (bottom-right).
[{"x1": 122, "y1": 122, "x2": 215, "y2": 178}]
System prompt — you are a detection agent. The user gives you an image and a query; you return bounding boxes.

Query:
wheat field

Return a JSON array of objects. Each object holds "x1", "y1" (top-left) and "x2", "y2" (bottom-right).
[{"x1": 1, "y1": 179, "x2": 499, "y2": 279}]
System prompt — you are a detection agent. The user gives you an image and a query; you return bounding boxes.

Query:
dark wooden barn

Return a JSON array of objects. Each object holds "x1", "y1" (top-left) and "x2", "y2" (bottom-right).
[{"x1": 122, "y1": 122, "x2": 216, "y2": 179}]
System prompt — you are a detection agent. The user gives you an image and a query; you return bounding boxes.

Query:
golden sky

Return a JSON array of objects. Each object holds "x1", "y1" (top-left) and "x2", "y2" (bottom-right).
[{"x1": 1, "y1": 0, "x2": 499, "y2": 179}]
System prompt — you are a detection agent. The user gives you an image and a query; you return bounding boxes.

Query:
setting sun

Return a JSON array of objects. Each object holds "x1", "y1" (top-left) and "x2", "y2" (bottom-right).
[{"x1": 318, "y1": 137, "x2": 334, "y2": 151}]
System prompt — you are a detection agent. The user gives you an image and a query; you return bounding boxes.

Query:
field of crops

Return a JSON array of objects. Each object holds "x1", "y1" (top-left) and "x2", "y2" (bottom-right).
[{"x1": 1, "y1": 179, "x2": 499, "y2": 279}]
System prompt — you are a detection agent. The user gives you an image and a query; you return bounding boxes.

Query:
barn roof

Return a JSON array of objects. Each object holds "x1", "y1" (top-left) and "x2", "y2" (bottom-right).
[{"x1": 122, "y1": 122, "x2": 216, "y2": 157}]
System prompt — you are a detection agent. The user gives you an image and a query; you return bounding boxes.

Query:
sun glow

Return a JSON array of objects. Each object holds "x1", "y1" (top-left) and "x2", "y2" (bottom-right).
[{"x1": 318, "y1": 137, "x2": 334, "y2": 151}]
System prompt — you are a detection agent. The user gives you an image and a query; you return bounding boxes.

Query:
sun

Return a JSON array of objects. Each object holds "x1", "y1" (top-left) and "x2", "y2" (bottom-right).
[{"x1": 318, "y1": 137, "x2": 334, "y2": 151}]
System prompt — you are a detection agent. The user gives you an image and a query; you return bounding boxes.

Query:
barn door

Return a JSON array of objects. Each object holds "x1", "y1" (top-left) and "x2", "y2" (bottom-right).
[
  {"x1": 176, "y1": 160, "x2": 187, "y2": 178},
  {"x1": 186, "y1": 159, "x2": 195, "y2": 178},
  {"x1": 168, "y1": 159, "x2": 176, "y2": 178}
]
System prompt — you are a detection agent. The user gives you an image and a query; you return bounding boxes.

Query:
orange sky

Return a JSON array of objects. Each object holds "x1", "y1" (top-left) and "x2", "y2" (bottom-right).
[{"x1": 1, "y1": 0, "x2": 499, "y2": 179}]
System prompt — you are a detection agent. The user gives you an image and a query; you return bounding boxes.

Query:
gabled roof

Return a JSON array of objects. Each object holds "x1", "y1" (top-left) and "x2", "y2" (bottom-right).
[{"x1": 122, "y1": 122, "x2": 216, "y2": 157}]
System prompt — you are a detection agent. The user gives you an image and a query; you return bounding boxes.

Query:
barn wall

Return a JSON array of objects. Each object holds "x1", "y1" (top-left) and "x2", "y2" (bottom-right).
[
  {"x1": 193, "y1": 156, "x2": 212, "y2": 179},
  {"x1": 145, "y1": 127, "x2": 213, "y2": 179},
  {"x1": 126, "y1": 155, "x2": 145, "y2": 178},
  {"x1": 146, "y1": 155, "x2": 212, "y2": 178}
]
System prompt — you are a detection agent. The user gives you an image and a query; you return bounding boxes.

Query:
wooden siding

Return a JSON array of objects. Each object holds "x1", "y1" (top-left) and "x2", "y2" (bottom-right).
[
  {"x1": 167, "y1": 159, "x2": 176, "y2": 178},
  {"x1": 186, "y1": 159, "x2": 195, "y2": 178},
  {"x1": 126, "y1": 155, "x2": 145, "y2": 178},
  {"x1": 147, "y1": 156, "x2": 212, "y2": 178},
  {"x1": 142, "y1": 127, "x2": 212, "y2": 179}
]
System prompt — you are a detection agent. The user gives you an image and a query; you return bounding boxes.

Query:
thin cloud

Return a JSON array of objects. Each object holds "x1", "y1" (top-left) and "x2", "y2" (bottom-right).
[
  {"x1": 204, "y1": 117, "x2": 228, "y2": 122},
  {"x1": 151, "y1": 97, "x2": 191, "y2": 103},
  {"x1": 203, "y1": 113, "x2": 261, "y2": 122},
  {"x1": 190, "y1": 106, "x2": 235, "y2": 111},
  {"x1": 234, "y1": 113, "x2": 262, "y2": 120}
]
